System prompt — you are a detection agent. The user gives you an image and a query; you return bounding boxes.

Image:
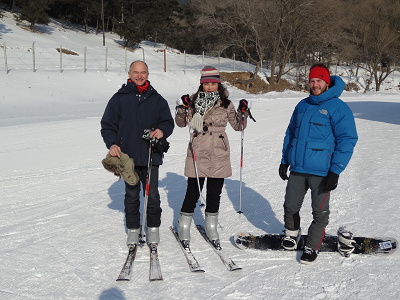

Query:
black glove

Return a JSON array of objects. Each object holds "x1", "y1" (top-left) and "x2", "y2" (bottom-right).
[
  {"x1": 279, "y1": 164, "x2": 289, "y2": 181},
  {"x1": 154, "y1": 137, "x2": 170, "y2": 153},
  {"x1": 238, "y1": 99, "x2": 249, "y2": 113},
  {"x1": 321, "y1": 171, "x2": 339, "y2": 192},
  {"x1": 181, "y1": 94, "x2": 191, "y2": 108}
]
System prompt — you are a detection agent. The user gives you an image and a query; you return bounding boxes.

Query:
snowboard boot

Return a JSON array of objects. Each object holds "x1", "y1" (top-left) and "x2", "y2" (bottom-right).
[
  {"x1": 126, "y1": 228, "x2": 140, "y2": 247},
  {"x1": 205, "y1": 212, "x2": 220, "y2": 247},
  {"x1": 282, "y1": 228, "x2": 301, "y2": 250},
  {"x1": 300, "y1": 246, "x2": 319, "y2": 264},
  {"x1": 337, "y1": 226, "x2": 356, "y2": 257},
  {"x1": 147, "y1": 227, "x2": 160, "y2": 245},
  {"x1": 178, "y1": 212, "x2": 193, "y2": 248}
]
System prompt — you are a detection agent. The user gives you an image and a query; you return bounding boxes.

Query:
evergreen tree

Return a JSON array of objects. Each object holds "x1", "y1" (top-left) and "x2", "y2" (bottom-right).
[
  {"x1": 113, "y1": 0, "x2": 183, "y2": 48},
  {"x1": 17, "y1": 0, "x2": 50, "y2": 30}
]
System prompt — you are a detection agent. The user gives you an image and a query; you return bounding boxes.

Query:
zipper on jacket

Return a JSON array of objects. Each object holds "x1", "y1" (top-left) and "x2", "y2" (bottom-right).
[
  {"x1": 219, "y1": 135, "x2": 227, "y2": 151},
  {"x1": 313, "y1": 122, "x2": 323, "y2": 126}
]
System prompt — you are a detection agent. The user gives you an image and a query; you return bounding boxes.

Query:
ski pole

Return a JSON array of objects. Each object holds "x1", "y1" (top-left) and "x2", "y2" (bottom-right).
[
  {"x1": 186, "y1": 113, "x2": 206, "y2": 207},
  {"x1": 140, "y1": 137, "x2": 155, "y2": 245},
  {"x1": 237, "y1": 100, "x2": 256, "y2": 214},
  {"x1": 238, "y1": 112, "x2": 245, "y2": 214}
]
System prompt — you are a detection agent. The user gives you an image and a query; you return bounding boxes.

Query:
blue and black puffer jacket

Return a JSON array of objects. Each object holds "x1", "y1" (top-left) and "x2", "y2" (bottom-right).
[{"x1": 281, "y1": 76, "x2": 358, "y2": 177}]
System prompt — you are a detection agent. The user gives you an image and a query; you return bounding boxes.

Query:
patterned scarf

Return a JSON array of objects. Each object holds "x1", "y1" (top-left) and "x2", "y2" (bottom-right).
[{"x1": 190, "y1": 91, "x2": 220, "y2": 132}]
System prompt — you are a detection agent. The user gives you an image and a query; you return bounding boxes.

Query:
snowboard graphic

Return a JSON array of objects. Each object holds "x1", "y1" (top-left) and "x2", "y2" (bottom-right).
[{"x1": 234, "y1": 232, "x2": 398, "y2": 255}]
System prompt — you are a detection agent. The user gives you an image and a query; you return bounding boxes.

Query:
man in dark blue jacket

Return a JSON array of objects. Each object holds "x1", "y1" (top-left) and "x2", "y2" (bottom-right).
[
  {"x1": 279, "y1": 64, "x2": 358, "y2": 264},
  {"x1": 101, "y1": 61, "x2": 174, "y2": 247}
]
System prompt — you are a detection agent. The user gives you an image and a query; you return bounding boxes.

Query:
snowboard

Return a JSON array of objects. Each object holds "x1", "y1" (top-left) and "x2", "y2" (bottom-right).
[{"x1": 234, "y1": 232, "x2": 398, "y2": 255}]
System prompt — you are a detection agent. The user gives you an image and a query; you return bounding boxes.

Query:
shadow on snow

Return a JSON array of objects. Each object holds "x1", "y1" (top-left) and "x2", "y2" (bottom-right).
[
  {"x1": 159, "y1": 172, "x2": 283, "y2": 235},
  {"x1": 159, "y1": 171, "x2": 206, "y2": 226},
  {"x1": 225, "y1": 178, "x2": 283, "y2": 234},
  {"x1": 0, "y1": 22, "x2": 13, "y2": 38},
  {"x1": 105, "y1": 173, "x2": 283, "y2": 237},
  {"x1": 348, "y1": 101, "x2": 400, "y2": 126},
  {"x1": 98, "y1": 287, "x2": 126, "y2": 300}
]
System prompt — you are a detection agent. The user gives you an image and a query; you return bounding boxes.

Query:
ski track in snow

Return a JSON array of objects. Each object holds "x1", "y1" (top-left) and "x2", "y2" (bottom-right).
[{"x1": 1, "y1": 11, "x2": 400, "y2": 300}]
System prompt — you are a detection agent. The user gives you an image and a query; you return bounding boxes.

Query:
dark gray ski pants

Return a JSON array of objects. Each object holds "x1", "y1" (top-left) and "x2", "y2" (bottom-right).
[{"x1": 283, "y1": 172, "x2": 330, "y2": 250}]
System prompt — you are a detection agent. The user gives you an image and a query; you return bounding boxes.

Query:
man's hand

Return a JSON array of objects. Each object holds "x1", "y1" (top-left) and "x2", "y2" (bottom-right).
[
  {"x1": 279, "y1": 164, "x2": 289, "y2": 181},
  {"x1": 109, "y1": 144, "x2": 121, "y2": 157},
  {"x1": 151, "y1": 129, "x2": 164, "y2": 140},
  {"x1": 321, "y1": 171, "x2": 339, "y2": 192}
]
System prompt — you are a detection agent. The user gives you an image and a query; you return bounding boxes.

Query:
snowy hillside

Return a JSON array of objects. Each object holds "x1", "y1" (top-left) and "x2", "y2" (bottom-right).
[{"x1": 1, "y1": 10, "x2": 400, "y2": 300}]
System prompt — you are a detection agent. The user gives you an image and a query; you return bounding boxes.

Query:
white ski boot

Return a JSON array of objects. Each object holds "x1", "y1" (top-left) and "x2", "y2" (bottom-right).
[
  {"x1": 178, "y1": 212, "x2": 193, "y2": 248},
  {"x1": 205, "y1": 212, "x2": 220, "y2": 247},
  {"x1": 126, "y1": 228, "x2": 140, "y2": 247},
  {"x1": 147, "y1": 227, "x2": 160, "y2": 245}
]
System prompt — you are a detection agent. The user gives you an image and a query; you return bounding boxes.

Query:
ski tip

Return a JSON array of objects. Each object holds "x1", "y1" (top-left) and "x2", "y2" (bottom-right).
[
  {"x1": 149, "y1": 277, "x2": 163, "y2": 282},
  {"x1": 191, "y1": 269, "x2": 206, "y2": 273}
]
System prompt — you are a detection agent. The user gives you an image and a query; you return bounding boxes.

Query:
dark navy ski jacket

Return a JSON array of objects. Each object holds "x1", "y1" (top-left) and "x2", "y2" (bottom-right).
[
  {"x1": 101, "y1": 80, "x2": 174, "y2": 166},
  {"x1": 281, "y1": 76, "x2": 358, "y2": 177}
]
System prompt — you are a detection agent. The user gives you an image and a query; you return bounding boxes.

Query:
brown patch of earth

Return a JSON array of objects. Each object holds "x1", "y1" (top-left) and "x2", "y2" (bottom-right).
[{"x1": 220, "y1": 72, "x2": 298, "y2": 94}]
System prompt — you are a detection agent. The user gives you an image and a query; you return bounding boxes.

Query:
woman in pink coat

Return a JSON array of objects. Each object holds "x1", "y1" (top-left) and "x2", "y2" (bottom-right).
[{"x1": 175, "y1": 66, "x2": 250, "y2": 248}]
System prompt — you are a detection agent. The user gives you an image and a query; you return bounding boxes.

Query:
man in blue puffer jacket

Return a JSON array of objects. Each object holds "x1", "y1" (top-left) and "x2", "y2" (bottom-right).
[
  {"x1": 279, "y1": 64, "x2": 358, "y2": 264},
  {"x1": 101, "y1": 61, "x2": 174, "y2": 248}
]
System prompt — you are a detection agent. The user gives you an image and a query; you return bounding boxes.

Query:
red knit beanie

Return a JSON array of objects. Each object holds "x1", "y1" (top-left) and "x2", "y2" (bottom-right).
[
  {"x1": 200, "y1": 66, "x2": 221, "y2": 84},
  {"x1": 309, "y1": 66, "x2": 330, "y2": 85}
]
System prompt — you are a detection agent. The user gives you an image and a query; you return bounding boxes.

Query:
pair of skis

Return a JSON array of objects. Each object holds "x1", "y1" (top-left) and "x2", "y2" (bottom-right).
[
  {"x1": 117, "y1": 223, "x2": 241, "y2": 282},
  {"x1": 116, "y1": 130, "x2": 163, "y2": 282},
  {"x1": 170, "y1": 224, "x2": 241, "y2": 273},
  {"x1": 116, "y1": 242, "x2": 163, "y2": 282}
]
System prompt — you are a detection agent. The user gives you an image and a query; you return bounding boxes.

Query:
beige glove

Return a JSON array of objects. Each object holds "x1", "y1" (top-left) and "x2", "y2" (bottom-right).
[{"x1": 102, "y1": 151, "x2": 139, "y2": 186}]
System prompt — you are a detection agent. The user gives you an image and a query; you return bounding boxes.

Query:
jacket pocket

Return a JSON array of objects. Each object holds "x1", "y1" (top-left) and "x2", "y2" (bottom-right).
[
  {"x1": 214, "y1": 133, "x2": 229, "y2": 159},
  {"x1": 303, "y1": 141, "x2": 331, "y2": 172},
  {"x1": 308, "y1": 115, "x2": 330, "y2": 139},
  {"x1": 219, "y1": 134, "x2": 227, "y2": 151}
]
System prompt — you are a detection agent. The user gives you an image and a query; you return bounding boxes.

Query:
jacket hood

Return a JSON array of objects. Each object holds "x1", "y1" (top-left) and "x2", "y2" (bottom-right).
[{"x1": 308, "y1": 75, "x2": 345, "y2": 105}]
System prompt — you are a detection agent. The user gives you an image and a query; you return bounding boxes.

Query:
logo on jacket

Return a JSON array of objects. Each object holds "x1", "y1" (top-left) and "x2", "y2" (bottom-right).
[{"x1": 319, "y1": 109, "x2": 328, "y2": 115}]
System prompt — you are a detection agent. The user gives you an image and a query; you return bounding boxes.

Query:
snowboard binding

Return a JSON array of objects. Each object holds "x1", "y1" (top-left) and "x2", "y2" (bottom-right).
[{"x1": 337, "y1": 226, "x2": 358, "y2": 257}]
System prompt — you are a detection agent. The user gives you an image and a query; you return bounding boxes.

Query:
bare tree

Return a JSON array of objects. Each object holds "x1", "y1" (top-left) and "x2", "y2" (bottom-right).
[
  {"x1": 192, "y1": 0, "x2": 272, "y2": 84},
  {"x1": 192, "y1": 0, "x2": 336, "y2": 87},
  {"x1": 265, "y1": 0, "x2": 323, "y2": 85},
  {"x1": 341, "y1": 0, "x2": 400, "y2": 92},
  {"x1": 271, "y1": 0, "x2": 331, "y2": 83}
]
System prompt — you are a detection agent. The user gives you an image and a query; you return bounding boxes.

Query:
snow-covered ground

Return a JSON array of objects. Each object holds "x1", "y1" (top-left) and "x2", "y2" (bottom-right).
[{"x1": 1, "y1": 11, "x2": 400, "y2": 300}]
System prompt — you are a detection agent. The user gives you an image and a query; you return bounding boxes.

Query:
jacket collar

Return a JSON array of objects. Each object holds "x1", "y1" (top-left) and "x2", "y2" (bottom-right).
[
  {"x1": 308, "y1": 75, "x2": 345, "y2": 105},
  {"x1": 118, "y1": 80, "x2": 156, "y2": 97}
]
